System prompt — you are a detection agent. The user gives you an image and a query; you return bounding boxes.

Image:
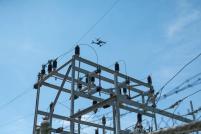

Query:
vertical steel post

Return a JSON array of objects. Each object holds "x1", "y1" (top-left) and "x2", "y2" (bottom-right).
[
  {"x1": 78, "y1": 110, "x2": 81, "y2": 134},
  {"x1": 70, "y1": 55, "x2": 76, "y2": 134},
  {"x1": 114, "y1": 65, "x2": 121, "y2": 134},
  {"x1": 78, "y1": 119, "x2": 81, "y2": 134},
  {"x1": 103, "y1": 124, "x2": 106, "y2": 134},
  {"x1": 190, "y1": 101, "x2": 198, "y2": 134},
  {"x1": 154, "y1": 113, "x2": 158, "y2": 131},
  {"x1": 112, "y1": 104, "x2": 116, "y2": 134},
  {"x1": 33, "y1": 82, "x2": 41, "y2": 134}
]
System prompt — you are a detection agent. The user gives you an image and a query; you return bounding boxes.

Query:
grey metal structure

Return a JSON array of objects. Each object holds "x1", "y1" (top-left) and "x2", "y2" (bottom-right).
[{"x1": 33, "y1": 46, "x2": 193, "y2": 134}]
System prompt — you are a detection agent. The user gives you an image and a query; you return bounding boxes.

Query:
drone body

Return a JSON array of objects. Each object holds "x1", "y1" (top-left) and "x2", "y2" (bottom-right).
[{"x1": 91, "y1": 38, "x2": 106, "y2": 47}]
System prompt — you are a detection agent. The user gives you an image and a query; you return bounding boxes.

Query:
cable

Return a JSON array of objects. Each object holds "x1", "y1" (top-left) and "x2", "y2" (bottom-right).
[
  {"x1": 79, "y1": 44, "x2": 99, "y2": 64},
  {"x1": 182, "y1": 88, "x2": 201, "y2": 100},
  {"x1": 40, "y1": 0, "x2": 121, "y2": 74},
  {"x1": 164, "y1": 89, "x2": 201, "y2": 111},
  {"x1": 58, "y1": 102, "x2": 70, "y2": 110},
  {"x1": 0, "y1": 113, "x2": 33, "y2": 127},
  {"x1": 161, "y1": 72, "x2": 201, "y2": 100},
  {"x1": 183, "y1": 107, "x2": 201, "y2": 116},
  {"x1": 156, "y1": 52, "x2": 201, "y2": 103},
  {"x1": 0, "y1": 89, "x2": 31, "y2": 110},
  {"x1": 160, "y1": 77, "x2": 201, "y2": 100},
  {"x1": 57, "y1": 46, "x2": 76, "y2": 61},
  {"x1": 76, "y1": 0, "x2": 120, "y2": 43}
]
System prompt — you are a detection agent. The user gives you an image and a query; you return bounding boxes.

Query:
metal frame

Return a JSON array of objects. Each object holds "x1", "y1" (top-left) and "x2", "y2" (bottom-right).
[{"x1": 33, "y1": 51, "x2": 193, "y2": 134}]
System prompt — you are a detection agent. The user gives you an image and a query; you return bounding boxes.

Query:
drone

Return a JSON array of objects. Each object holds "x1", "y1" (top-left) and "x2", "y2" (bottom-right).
[{"x1": 91, "y1": 38, "x2": 107, "y2": 47}]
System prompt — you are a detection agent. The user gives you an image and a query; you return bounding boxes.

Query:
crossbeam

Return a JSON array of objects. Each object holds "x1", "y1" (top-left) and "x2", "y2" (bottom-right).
[
  {"x1": 38, "y1": 110, "x2": 114, "y2": 131},
  {"x1": 71, "y1": 96, "x2": 116, "y2": 118},
  {"x1": 119, "y1": 95, "x2": 192, "y2": 123},
  {"x1": 41, "y1": 82, "x2": 154, "y2": 117},
  {"x1": 75, "y1": 56, "x2": 149, "y2": 87}
]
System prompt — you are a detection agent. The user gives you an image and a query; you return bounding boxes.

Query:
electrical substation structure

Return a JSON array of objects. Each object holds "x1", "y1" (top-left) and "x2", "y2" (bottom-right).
[{"x1": 33, "y1": 46, "x2": 200, "y2": 134}]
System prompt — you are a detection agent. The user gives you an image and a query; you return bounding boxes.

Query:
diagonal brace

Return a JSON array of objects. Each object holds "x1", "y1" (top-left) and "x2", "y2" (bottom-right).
[{"x1": 49, "y1": 65, "x2": 72, "y2": 126}]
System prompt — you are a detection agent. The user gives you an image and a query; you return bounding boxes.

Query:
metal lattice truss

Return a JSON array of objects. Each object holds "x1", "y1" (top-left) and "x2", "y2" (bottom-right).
[{"x1": 33, "y1": 52, "x2": 192, "y2": 134}]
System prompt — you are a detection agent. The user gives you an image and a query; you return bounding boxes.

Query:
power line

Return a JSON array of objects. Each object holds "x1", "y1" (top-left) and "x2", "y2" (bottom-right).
[
  {"x1": 76, "y1": 0, "x2": 120, "y2": 43},
  {"x1": 183, "y1": 107, "x2": 201, "y2": 116},
  {"x1": 45, "y1": 0, "x2": 120, "y2": 65},
  {"x1": 156, "y1": 52, "x2": 201, "y2": 103},
  {"x1": 160, "y1": 76, "x2": 201, "y2": 100},
  {"x1": 0, "y1": 89, "x2": 31, "y2": 110},
  {"x1": 56, "y1": 0, "x2": 120, "y2": 62},
  {"x1": 164, "y1": 89, "x2": 201, "y2": 111},
  {"x1": 0, "y1": 113, "x2": 33, "y2": 127},
  {"x1": 79, "y1": 44, "x2": 99, "y2": 64}
]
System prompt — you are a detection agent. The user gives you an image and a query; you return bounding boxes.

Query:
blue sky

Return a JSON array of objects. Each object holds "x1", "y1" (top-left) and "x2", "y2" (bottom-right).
[{"x1": 0, "y1": 0, "x2": 201, "y2": 133}]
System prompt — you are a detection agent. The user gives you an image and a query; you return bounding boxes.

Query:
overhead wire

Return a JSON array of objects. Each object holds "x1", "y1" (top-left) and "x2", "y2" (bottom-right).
[
  {"x1": 76, "y1": 0, "x2": 120, "y2": 44},
  {"x1": 161, "y1": 79, "x2": 201, "y2": 101},
  {"x1": 0, "y1": 113, "x2": 33, "y2": 127},
  {"x1": 163, "y1": 72, "x2": 201, "y2": 97},
  {"x1": 79, "y1": 44, "x2": 99, "y2": 64},
  {"x1": 156, "y1": 52, "x2": 201, "y2": 104},
  {"x1": 164, "y1": 89, "x2": 201, "y2": 112},
  {"x1": 183, "y1": 107, "x2": 201, "y2": 116},
  {"x1": 52, "y1": 0, "x2": 120, "y2": 63},
  {"x1": 0, "y1": 89, "x2": 31, "y2": 110}
]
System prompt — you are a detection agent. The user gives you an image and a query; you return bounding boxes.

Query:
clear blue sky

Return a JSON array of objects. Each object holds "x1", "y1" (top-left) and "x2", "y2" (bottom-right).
[{"x1": 0, "y1": 0, "x2": 201, "y2": 133}]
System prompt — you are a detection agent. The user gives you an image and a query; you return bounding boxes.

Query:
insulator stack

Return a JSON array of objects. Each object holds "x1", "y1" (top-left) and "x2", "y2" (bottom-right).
[
  {"x1": 96, "y1": 86, "x2": 102, "y2": 92},
  {"x1": 74, "y1": 95, "x2": 79, "y2": 100},
  {"x1": 48, "y1": 60, "x2": 52, "y2": 73},
  {"x1": 137, "y1": 113, "x2": 142, "y2": 123},
  {"x1": 96, "y1": 66, "x2": 101, "y2": 74},
  {"x1": 37, "y1": 72, "x2": 41, "y2": 80},
  {"x1": 123, "y1": 88, "x2": 127, "y2": 95},
  {"x1": 126, "y1": 77, "x2": 130, "y2": 84},
  {"x1": 41, "y1": 65, "x2": 46, "y2": 75},
  {"x1": 147, "y1": 75, "x2": 152, "y2": 84},
  {"x1": 91, "y1": 76, "x2": 95, "y2": 82},
  {"x1": 77, "y1": 83, "x2": 82, "y2": 90},
  {"x1": 75, "y1": 45, "x2": 80, "y2": 56},
  {"x1": 53, "y1": 59, "x2": 57, "y2": 70},
  {"x1": 147, "y1": 75, "x2": 154, "y2": 93},
  {"x1": 85, "y1": 77, "x2": 88, "y2": 84},
  {"x1": 115, "y1": 62, "x2": 119, "y2": 72},
  {"x1": 102, "y1": 116, "x2": 106, "y2": 125},
  {"x1": 50, "y1": 102, "x2": 54, "y2": 112},
  {"x1": 95, "y1": 129, "x2": 99, "y2": 134},
  {"x1": 93, "y1": 101, "x2": 98, "y2": 113}
]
